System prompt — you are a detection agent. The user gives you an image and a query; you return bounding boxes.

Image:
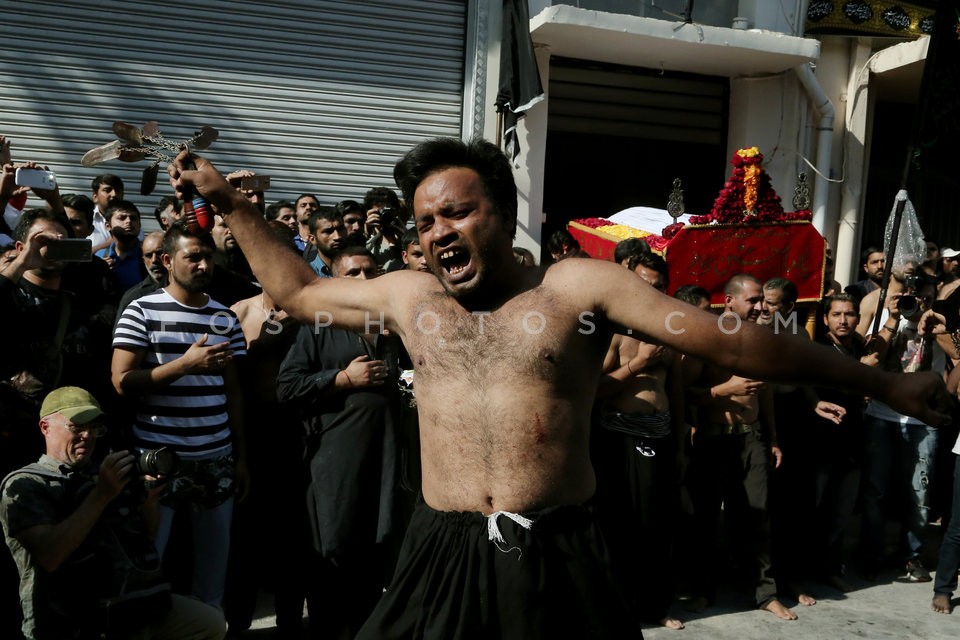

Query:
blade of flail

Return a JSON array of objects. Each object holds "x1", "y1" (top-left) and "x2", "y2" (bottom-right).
[
  {"x1": 118, "y1": 148, "x2": 148, "y2": 163},
  {"x1": 140, "y1": 162, "x2": 160, "y2": 195},
  {"x1": 80, "y1": 140, "x2": 123, "y2": 167},
  {"x1": 112, "y1": 121, "x2": 143, "y2": 145},
  {"x1": 191, "y1": 126, "x2": 219, "y2": 150}
]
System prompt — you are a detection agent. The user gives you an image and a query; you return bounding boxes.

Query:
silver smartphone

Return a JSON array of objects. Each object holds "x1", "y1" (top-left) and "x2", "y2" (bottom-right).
[{"x1": 14, "y1": 168, "x2": 58, "y2": 190}]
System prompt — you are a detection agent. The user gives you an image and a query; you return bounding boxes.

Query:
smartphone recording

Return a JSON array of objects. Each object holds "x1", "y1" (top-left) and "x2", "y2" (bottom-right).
[
  {"x1": 45, "y1": 238, "x2": 92, "y2": 262},
  {"x1": 240, "y1": 175, "x2": 270, "y2": 192},
  {"x1": 14, "y1": 168, "x2": 58, "y2": 190}
]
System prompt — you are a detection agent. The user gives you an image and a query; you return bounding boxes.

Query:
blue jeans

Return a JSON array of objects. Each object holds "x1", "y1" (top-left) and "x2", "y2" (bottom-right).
[
  {"x1": 861, "y1": 416, "x2": 938, "y2": 561},
  {"x1": 934, "y1": 454, "x2": 960, "y2": 596},
  {"x1": 154, "y1": 497, "x2": 234, "y2": 607}
]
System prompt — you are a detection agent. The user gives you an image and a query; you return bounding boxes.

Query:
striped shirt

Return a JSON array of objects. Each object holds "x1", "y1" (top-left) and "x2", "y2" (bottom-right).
[{"x1": 113, "y1": 289, "x2": 246, "y2": 458}]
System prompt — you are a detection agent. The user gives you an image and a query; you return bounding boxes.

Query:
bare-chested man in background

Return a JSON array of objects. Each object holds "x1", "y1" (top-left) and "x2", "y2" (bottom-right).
[
  {"x1": 684, "y1": 274, "x2": 792, "y2": 619},
  {"x1": 169, "y1": 139, "x2": 947, "y2": 640},
  {"x1": 594, "y1": 251, "x2": 686, "y2": 630}
]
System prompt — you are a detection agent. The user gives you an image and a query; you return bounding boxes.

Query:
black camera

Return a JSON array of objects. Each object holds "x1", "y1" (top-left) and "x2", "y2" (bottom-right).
[
  {"x1": 134, "y1": 447, "x2": 179, "y2": 477},
  {"x1": 377, "y1": 207, "x2": 399, "y2": 228},
  {"x1": 897, "y1": 276, "x2": 921, "y2": 317},
  {"x1": 897, "y1": 295, "x2": 920, "y2": 318}
]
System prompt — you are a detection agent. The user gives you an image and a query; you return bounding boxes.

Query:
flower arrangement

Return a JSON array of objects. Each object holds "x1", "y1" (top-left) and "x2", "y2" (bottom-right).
[
  {"x1": 644, "y1": 235, "x2": 670, "y2": 252},
  {"x1": 688, "y1": 147, "x2": 811, "y2": 225},
  {"x1": 573, "y1": 217, "x2": 613, "y2": 229}
]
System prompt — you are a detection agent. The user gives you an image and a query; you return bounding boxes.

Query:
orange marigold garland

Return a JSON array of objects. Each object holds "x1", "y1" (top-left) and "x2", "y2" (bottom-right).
[{"x1": 689, "y1": 147, "x2": 810, "y2": 225}]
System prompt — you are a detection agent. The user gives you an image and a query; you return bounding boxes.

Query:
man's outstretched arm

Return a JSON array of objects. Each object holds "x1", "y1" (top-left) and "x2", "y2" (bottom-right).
[
  {"x1": 569, "y1": 259, "x2": 951, "y2": 427},
  {"x1": 167, "y1": 150, "x2": 406, "y2": 333}
]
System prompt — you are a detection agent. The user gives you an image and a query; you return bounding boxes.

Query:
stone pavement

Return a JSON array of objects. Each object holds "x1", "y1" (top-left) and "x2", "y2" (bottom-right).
[
  {"x1": 241, "y1": 568, "x2": 957, "y2": 639},
  {"x1": 643, "y1": 568, "x2": 957, "y2": 640},
  {"x1": 238, "y1": 517, "x2": 959, "y2": 639}
]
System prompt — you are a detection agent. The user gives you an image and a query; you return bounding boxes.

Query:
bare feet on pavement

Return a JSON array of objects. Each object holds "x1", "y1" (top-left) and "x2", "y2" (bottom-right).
[
  {"x1": 762, "y1": 598, "x2": 798, "y2": 620},
  {"x1": 932, "y1": 594, "x2": 953, "y2": 614},
  {"x1": 786, "y1": 582, "x2": 816, "y2": 606},
  {"x1": 659, "y1": 616, "x2": 684, "y2": 630}
]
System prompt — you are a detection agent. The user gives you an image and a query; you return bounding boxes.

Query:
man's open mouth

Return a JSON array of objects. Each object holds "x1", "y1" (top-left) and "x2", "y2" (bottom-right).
[{"x1": 439, "y1": 247, "x2": 471, "y2": 277}]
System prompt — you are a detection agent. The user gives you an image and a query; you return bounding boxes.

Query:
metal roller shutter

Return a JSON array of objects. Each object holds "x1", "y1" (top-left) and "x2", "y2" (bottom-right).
[
  {"x1": 0, "y1": 0, "x2": 466, "y2": 219},
  {"x1": 548, "y1": 58, "x2": 726, "y2": 145}
]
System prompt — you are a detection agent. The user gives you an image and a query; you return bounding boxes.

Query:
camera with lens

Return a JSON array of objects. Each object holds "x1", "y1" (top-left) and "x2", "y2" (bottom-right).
[
  {"x1": 377, "y1": 207, "x2": 399, "y2": 229},
  {"x1": 133, "y1": 447, "x2": 179, "y2": 477},
  {"x1": 897, "y1": 275, "x2": 921, "y2": 317}
]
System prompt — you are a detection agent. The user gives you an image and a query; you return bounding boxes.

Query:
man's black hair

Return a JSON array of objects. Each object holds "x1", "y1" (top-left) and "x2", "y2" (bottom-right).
[
  {"x1": 860, "y1": 246, "x2": 883, "y2": 265},
  {"x1": 265, "y1": 199, "x2": 295, "y2": 221},
  {"x1": 614, "y1": 237, "x2": 651, "y2": 265},
  {"x1": 103, "y1": 200, "x2": 140, "y2": 222},
  {"x1": 629, "y1": 252, "x2": 669, "y2": 286},
  {"x1": 336, "y1": 199, "x2": 366, "y2": 217},
  {"x1": 401, "y1": 227, "x2": 419, "y2": 250},
  {"x1": 545, "y1": 229, "x2": 579, "y2": 256},
  {"x1": 153, "y1": 195, "x2": 181, "y2": 225},
  {"x1": 823, "y1": 292, "x2": 858, "y2": 313},
  {"x1": 90, "y1": 173, "x2": 124, "y2": 193},
  {"x1": 62, "y1": 194, "x2": 95, "y2": 226},
  {"x1": 763, "y1": 277, "x2": 798, "y2": 306},
  {"x1": 14, "y1": 208, "x2": 71, "y2": 242},
  {"x1": 307, "y1": 206, "x2": 342, "y2": 235},
  {"x1": 394, "y1": 137, "x2": 518, "y2": 239},
  {"x1": 362, "y1": 187, "x2": 401, "y2": 212},
  {"x1": 674, "y1": 284, "x2": 710, "y2": 306},
  {"x1": 162, "y1": 221, "x2": 215, "y2": 256},
  {"x1": 331, "y1": 245, "x2": 377, "y2": 273}
]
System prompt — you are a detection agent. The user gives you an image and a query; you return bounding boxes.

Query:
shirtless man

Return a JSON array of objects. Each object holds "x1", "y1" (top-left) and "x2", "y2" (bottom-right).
[
  {"x1": 594, "y1": 252, "x2": 685, "y2": 630},
  {"x1": 225, "y1": 223, "x2": 301, "y2": 634},
  {"x1": 684, "y1": 274, "x2": 793, "y2": 619},
  {"x1": 857, "y1": 271, "x2": 905, "y2": 337},
  {"x1": 168, "y1": 139, "x2": 948, "y2": 638}
]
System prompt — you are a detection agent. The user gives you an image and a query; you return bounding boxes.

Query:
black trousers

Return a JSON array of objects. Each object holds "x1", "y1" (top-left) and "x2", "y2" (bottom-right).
[
  {"x1": 593, "y1": 428, "x2": 679, "y2": 623},
  {"x1": 686, "y1": 429, "x2": 777, "y2": 606},
  {"x1": 357, "y1": 502, "x2": 640, "y2": 640}
]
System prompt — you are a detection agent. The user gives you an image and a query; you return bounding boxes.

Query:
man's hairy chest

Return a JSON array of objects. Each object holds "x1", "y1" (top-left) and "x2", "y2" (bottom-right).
[{"x1": 400, "y1": 290, "x2": 604, "y2": 391}]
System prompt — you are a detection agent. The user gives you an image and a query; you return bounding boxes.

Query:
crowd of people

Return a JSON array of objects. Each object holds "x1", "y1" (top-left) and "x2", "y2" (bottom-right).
[{"x1": 0, "y1": 131, "x2": 958, "y2": 639}]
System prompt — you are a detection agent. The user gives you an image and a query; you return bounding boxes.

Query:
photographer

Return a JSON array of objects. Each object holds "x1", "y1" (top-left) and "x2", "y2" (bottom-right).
[
  {"x1": 0, "y1": 386, "x2": 225, "y2": 640},
  {"x1": 363, "y1": 186, "x2": 406, "y2": 272},
  {"x1": 858, "y1": 272, "x2": 944, "y2": 582}
]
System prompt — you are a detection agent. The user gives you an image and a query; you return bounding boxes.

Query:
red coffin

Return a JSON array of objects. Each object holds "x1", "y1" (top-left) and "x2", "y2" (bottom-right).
[{"x1": 568, "y1": 221, "x2": 826, "y2": 305}]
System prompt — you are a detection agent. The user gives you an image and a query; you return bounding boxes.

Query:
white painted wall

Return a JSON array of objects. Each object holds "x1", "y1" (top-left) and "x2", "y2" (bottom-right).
[
  {"x1": 512, "y1": 45, "x2": 551, "y2": 255},
  {"x1": 729, "y1": 73, "x2": 807, "y2": 220},
  {"x1": 737, "y1": 0, "x2": 807, "y2": 34}
]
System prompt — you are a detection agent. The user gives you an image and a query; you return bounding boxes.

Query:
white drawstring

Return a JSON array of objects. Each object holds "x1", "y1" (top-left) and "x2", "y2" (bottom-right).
[{"x1": 486, "y1": 511, "x2": 534, "y2": 558}]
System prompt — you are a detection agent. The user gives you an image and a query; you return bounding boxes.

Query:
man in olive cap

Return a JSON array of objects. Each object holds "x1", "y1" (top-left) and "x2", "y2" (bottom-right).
[{"x1": 0, "y1": 386, "x2": 225, "y2": 640}]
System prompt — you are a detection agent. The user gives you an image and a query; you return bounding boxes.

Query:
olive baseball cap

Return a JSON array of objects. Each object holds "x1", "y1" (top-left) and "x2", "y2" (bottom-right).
[{"x1": 40, "y1": 387, "x2": 104, "y2": 424}]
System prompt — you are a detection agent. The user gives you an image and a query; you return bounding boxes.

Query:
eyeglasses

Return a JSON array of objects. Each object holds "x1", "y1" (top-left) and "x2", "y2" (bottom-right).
[{"x1": 57, "y1": 420, "x2": 107, "y2": 438}]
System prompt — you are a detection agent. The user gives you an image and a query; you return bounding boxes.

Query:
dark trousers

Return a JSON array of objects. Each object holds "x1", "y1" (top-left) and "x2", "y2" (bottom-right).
[
  {"x1": 357, "y1": 503, "x2": 639, "y2": 640},
  {"x1": 812, "y1": 452, "x2": 860, "y2": 577},
  {"x1": 593, "y1": 429, "x2": 679, "y2": 623},
  {"x1": 935, "y1": 453, "x2": 960, "y2": 597},
  {"x1": 687, "y1": 429, "x2": 776, "y2": 606}
]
